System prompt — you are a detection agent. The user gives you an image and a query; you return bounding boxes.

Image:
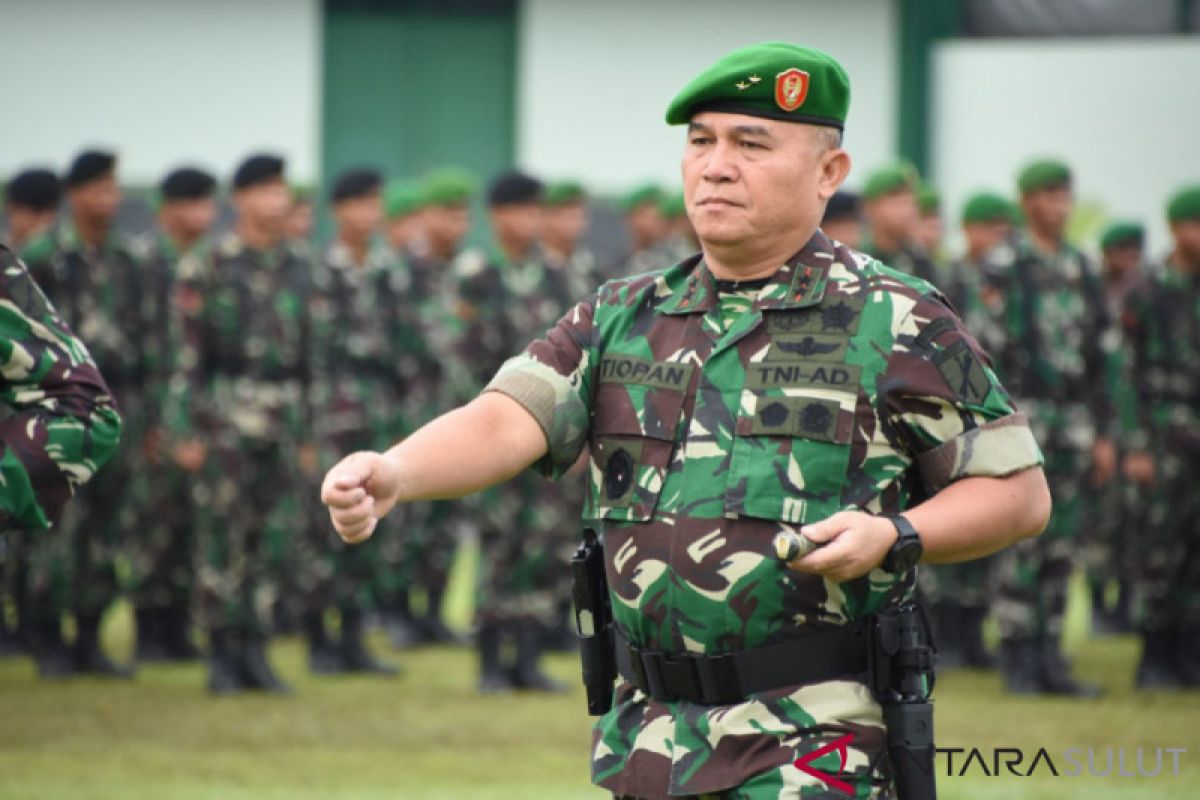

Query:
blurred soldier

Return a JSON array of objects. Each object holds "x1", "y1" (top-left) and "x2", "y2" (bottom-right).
[
  {"x1": 1084, "y1": 221, "x2": 1147, "y2": 636},
  {"x1": 921, "y1": 191, "x2": 1018, "y2": 669},
  {"x1": 168, "y1": 153, "x2": 313, "y2": 694},
  {"x1": 915, "y1": 185, "x2": 946, "y2": 265},
  {"x1": 372, "y1": 168, "x2": 476, "y2": 649},
  {"x1": 657, "y1": 192, "x2": 699, "y2": 266},
  {"x1": 946, "y1": 192, "x2": 1016, "y2": 355},
  {"x1": 542, "y1": 180, "x2": 600, "y2": 287},
  {"x1": 0, "y1": 167, "x2": 63, "y2": 653},
  {"x1": 619, "y1": 183, "x2": 667, "y2": 276},
  {"x1": 24, "y1": 149, "x2": 140, "y2": 679},
  {"x1": 1122, "y1": 186, "x2": 1200, "y2": 688},
  {"x1": 456, "y1": 171, "x2": 573, "y2": 692},
  {"x1": 3, "y1": 168, "x2": 61, "y2": 250},
  {"x1": 382, "y1": 178, "x2": 429, "y2": 261},
  {"x1": 0, "y1": 246, "x2": 120, "y2": 658},
  {"x1": 820, "y1": 190, "x2": 862, "y2": 249},
  {"x1": 991, "y1": 159, "x2": 1117, "y2": 696},
  {"x1": 286, "y1": 185, "x2": 315, "y2": 246},
  {"x1": 130, "y1": 167, "x2": 218, "y2": 663},
  {"x1": 302, "y1": 168, "x2": 399, "y2": 675},
  {"x1": 861, "y1": 162, "x2": 941, "y2": 286}
]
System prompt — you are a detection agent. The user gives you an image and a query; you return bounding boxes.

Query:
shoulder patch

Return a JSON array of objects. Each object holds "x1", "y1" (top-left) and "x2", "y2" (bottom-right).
[{"x1": 934, "y1": 339, "x2": 991, "y2": 404}]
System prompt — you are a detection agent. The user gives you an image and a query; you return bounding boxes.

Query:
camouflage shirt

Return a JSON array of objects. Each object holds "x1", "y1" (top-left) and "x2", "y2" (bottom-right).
[
  {"x1": 485, "y1": 230, "x2": 1041, "y2": 795},
  {"x1": 1121, "y1": 261, "x2": 1200, "y2": 452},
  {"x1": 167, "y1": 233, "x2": 313, "y2": 445},
  {"x1": 0, "y1": 245, "x2": 122, "y2": 530},
  {"x1": 24, "y1": 221, "x2": 146, "y2": 407},
  {"x1": 991, "y1": 232, "x2": 1118, "y2": 444}
]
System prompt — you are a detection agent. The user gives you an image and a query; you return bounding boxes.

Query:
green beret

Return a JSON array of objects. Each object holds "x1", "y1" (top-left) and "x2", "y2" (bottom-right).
[
  {"x1": 1167, "y1": 185, "x2": 1200, "y2": 223},
  {"x1": 917, "y1": 185, "x2": 940, "y2": 215},
  {"x1": 1099, "y1": 221, "x2": 1144, "y2": 251},
  {"x1": 659, "y1": 192, "x2": 687, "y2": 220},
  {"x1": 960, "y1": 192, "x2": 1017, "y2": 225},
  {"x1": 383, "y1": 179, "x2": 426, "y2": 218},
  {"x1": 543, "y1": 181, "x2": 586, "y2": 207},
  {"x1": 1018, "y1": 159, "x2": 1071, "y2": 194},
  {"x1": 666, "y1": 42, "x2": 850, "y2": 129},
  {"x1": 862, "y1": 162, "x2": 918, "y2": 201},
  {"x1": 620, "y1": 183, "x2": 662, "y2": 212},
  {"x1": 421, "y1": 167, "x2": 477, "y2": 207}
]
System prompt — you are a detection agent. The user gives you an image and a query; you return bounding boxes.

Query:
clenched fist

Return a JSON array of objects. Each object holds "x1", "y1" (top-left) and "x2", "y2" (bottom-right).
[{"x1": 320, "y1": 451, "x2": 404, "y2": 544}]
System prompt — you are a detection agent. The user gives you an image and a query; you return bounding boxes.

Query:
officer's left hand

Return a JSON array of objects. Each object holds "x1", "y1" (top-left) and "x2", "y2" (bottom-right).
[{"x1": 787, "y1": 511, "x2": 897, "y2": 582}]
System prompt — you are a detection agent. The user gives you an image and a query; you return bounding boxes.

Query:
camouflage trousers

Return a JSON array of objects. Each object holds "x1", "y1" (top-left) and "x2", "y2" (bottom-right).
[
  {"x1": 1133, "y1": 445, "x2": 1200, "y2": 634},
  {"x1": 1078, "y1": 475, "x2": 1139, "y2": 590},
  {"x1": 25, "y1": 444, "x2": 134, "y2": 618},
  {"x1": 129, "y1": 459, "x2": 196, "y2": 610},
  {"x1": 474, "y1": 473, "x2": 582, "y2": 626},
  {"x1": 194, "y1": 438, "x2": 299, "y2": 635},
  {"x1": 994, "y1": 437, "x2": 1089, "y2": 640}
]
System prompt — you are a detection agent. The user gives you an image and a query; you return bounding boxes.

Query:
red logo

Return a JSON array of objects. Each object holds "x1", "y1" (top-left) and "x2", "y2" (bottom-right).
[
  {"x1": 793, "y1": 732, "x2": 855, "y2": 795},
  {"x1": 775, "y1": 68, "x2": 810, "y2": 112}
]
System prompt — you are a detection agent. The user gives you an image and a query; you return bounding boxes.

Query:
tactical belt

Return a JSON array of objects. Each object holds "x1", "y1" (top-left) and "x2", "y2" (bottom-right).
[{"x1": 614, "y1": 623, "x2": 870, "y2": 705}]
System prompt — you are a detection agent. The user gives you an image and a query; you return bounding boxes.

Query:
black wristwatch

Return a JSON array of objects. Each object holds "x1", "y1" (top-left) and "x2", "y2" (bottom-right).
[{"x1": 882, "y1": 514, "x2": 923, "y2": 573}]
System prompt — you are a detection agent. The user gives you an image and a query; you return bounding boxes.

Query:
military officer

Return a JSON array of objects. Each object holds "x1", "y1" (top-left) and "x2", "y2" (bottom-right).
[{"x1": 323, "y1": 43, "x2": 1049, "y2": 798}]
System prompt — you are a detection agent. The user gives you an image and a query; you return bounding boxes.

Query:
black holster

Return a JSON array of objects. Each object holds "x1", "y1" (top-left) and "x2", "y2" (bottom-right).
[
  {"x1": 571, "y1": 528, "x2": 616, "y2": 716},
  {"x1": 869, "y1": 601, "x2": 938, "y2": 800}
]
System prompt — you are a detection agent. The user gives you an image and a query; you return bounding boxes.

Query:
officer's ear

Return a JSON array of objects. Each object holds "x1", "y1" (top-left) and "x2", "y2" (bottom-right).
[{"x1": 816, "y1": 146, "x2": 851, "y2": 202}]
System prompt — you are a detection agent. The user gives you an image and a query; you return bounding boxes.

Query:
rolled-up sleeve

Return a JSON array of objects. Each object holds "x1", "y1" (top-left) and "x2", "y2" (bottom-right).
[{"x1": 484, "y1": 295, "x2": 597, "y2": 479}]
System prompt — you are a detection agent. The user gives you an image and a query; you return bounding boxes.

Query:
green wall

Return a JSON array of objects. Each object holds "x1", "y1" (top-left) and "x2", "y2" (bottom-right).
[{"x1": 320, "y1": 0, "x2": 517, "y2": 239}]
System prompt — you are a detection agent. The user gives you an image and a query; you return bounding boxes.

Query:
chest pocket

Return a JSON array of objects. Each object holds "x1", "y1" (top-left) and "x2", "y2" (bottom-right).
[
  {"x1": 584, "y1": 356, "x2": 693, "y2": 523},
  {"x1": 725, "y1": 336, "x2": 860, "y2": 524}
]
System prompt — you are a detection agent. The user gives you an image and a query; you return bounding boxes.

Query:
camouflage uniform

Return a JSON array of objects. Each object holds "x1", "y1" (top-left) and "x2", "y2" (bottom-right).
[
  {"x1": 485, "y1": 231, "x2": 1041, "y2": 797},
  {"x1": 167, "y1": 232, "x2": 313, "y2": 638},
  {"x1": 989, "y1": 233, "x2": 1116, "y2": 670},
  {"x1": 23, "y1": 223, "x2": 143, "y2": 621},
  {"x1": 0, "y1": 244, "x2": 121, "y2": 528},
  {"x1": 0, "y1": 245, "x2": 121, "y2": 654},
  {"x1": 1122, "y1": 263, "x2": 1200, "y2": 679},
  {"x1": 454, "y1": 246, "x2": 589, "y2": 630},
  {"x1": 128, "y1": 233, "x2": 201, "y2": 615},
  {"x1": 383, "y1": 251, "x2": 466, "y2": 634},
  {"x1": 305, "y1": 241, "x2": 408, "y2": 616}
]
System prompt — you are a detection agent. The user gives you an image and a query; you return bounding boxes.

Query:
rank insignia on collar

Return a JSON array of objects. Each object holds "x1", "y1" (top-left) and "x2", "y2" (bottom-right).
[{"x1": 775, "y1": 68, "x2": 810, "y2": 112}]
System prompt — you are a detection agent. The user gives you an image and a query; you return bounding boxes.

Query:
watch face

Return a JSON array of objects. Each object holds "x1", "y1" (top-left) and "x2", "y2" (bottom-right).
[{"x1": 893, "y1": 540, "x2": 922, "y2": 572}]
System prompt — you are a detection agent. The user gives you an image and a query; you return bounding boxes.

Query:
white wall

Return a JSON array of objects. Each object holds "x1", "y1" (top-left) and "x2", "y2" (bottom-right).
[
  {"x1": 517, "y1": 0, "x2": 898, "y2": 194},
  {"x1": 932, "y1": 37, "x2": 1200, "y2": 257},
  {"x1": 0, "y1": 0, "x2": 321, "y2": 185}
]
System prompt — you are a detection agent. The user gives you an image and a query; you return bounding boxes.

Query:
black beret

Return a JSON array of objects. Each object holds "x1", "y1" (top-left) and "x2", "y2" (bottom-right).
[
  {"x1": 232, "y1": 153, "x2": 286, "y2": 190},
  {"x1": 65, "y1": 149, "x2": 116, "y2": 188},
  {"x1": 822, "y1": 191, "x2": 860, "y2": 224},
  {"x1": 160, "y1": 167, "x2": 217, "y2": 202},
  {"x1": 330, "y1": 168, "x2": 383, "y2": 203},
  {"x1": 487, "y1": 170, "x2": 543, "y2": 207},
  {"x1": 5, "y1": 168, "x2": 62, "y2": 211}
]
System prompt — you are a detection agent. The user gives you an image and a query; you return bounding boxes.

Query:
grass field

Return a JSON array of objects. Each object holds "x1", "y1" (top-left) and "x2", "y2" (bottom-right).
[{"x1": 2, "y1": 539, "x2": 1198, "y2": 799}]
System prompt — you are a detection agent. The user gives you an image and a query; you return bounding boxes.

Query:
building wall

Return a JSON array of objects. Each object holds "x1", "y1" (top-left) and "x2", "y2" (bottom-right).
[
  {"x1": 932, "y1": 36, "x2": 1200, "y2": 255},
  {"x1": 0, "y1": 0, "x2": 321, "y2": 184},
  {"x1": 517, "y1": 0, "x2": 900, "y2": 194}
]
